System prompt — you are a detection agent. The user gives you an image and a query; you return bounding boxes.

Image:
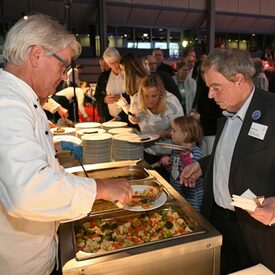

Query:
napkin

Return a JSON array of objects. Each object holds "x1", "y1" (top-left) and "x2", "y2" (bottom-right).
[
  {"x1": 228, "y1": 263, "x2": 274, "y2": 275},
  {"x1": 231, "y1": 189, "x2": 263, "y2": 212}
]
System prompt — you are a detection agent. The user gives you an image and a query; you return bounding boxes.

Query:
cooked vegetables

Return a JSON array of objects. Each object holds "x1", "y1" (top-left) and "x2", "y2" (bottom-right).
[{"x1": 75, "y1": 208, "x2": 193, "y2": 253}]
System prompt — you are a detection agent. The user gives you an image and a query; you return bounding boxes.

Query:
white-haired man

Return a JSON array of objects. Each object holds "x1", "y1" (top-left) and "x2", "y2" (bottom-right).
[{"x1": 0, "y1": 14, "x2": 132, "y2": 275}]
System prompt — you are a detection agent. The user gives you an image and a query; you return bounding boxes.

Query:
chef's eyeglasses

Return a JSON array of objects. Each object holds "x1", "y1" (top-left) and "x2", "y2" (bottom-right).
[{"x1": 46, "y1": 50, "x2": 72, "y2": 74}]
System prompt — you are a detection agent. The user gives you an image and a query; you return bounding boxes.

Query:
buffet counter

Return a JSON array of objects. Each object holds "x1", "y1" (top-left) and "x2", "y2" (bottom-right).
[{"x1": 60, "y1": 160, "x2": 222, "y2": 275}]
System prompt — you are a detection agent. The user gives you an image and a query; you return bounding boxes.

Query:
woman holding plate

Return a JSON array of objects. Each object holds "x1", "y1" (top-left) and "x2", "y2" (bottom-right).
[{"x1": 129, "y1": 74, "x2": 183, "y2": 179}]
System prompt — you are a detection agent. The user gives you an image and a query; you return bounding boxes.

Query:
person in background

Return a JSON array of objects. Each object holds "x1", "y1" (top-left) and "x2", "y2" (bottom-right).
[
  {"x1": 145, "y1": 54, "x2": 182, "y2": 102},
  {"x1": 186, "y1": 49, "x2": 197, "y2": 78},
  {"x1": 191, "y1": 60, "x2": 223, "y2": 156},
  {"x1": 152, "y1": 116, "x2": 203, "y2": 212},
  {"x1": 99, "y1": 56, "x2": 110, "y2": 72},
  {"x1": 129, "y1": 73, "x2": 183, "y2": 180},
  {"x1": 52, "y1": 81, "x2": 92, "y2": 122},
  {"x1": 253, "y1": 57, "x2": 269, "y2": 91},
  {"x1": 173, "y1": 60, "x2": 196, "y2": 115},
  {"x1": 43, "y1": 97, "x2": 69, "y2": 122},
  {"x1": 180, "y1": 48, "x2": 275, "y2": 274},
  {"x1": 152, "y1": 48, "x2": 176, "y2": 76},
  {"x1": 66, "y1": 63, "x2": 83, "y2": 87},
  {"x1": 120, "y1": 52, "x2": 148, "y2": 97},
  {"x1": 94, "y1": 47, "x2": 127, "y2": 123},
  {"x1": 0, "y1": 14, "x2": 132, "y2": 275}
]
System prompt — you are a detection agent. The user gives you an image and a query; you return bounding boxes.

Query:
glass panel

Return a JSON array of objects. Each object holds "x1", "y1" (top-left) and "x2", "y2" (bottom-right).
[
  {"x1": 117, "y1": 27, "x2": 133, "y2": 48},
  {"x1": 152, "y1": 28, "x2": 167, "y2": 42}
]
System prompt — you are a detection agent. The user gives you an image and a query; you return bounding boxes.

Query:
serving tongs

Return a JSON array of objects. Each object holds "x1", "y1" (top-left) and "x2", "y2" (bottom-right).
[{"x1": 78, "y1": 159, "x2": 89, "y2": 178}]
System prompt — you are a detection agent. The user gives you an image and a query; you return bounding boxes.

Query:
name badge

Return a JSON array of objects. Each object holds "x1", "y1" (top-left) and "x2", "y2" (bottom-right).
[{"x1": 248, "y1": 122, "x2": 268, "y2": 140}]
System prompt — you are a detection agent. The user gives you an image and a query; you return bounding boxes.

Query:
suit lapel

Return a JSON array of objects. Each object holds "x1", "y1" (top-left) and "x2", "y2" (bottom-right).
[{"x1": 229, "y1": 90, "x2": 263, "y2": 183}]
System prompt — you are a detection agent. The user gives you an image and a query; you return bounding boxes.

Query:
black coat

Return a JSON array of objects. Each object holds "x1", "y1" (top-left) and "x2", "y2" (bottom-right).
[
  {"x1": 157, "y1": 62, "x2": 176, "y2": 76},
  {"x1": 94, "y1": 70, "x2": 138, "y2": 129},
  {"x1": 155, "y1": 71, "x2": 182, "y2": 102},
  {"x1": 200, "y1": 88, "x2": 275, "y2": 272},
  {"x1": 193, "y1": 73, "x2": 223, "y2": 136}
]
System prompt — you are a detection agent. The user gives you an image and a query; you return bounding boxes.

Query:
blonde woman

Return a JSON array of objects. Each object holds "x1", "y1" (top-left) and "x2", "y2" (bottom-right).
[{"x1": 129, "y1": 74, "x2": 183, "y2": 176}]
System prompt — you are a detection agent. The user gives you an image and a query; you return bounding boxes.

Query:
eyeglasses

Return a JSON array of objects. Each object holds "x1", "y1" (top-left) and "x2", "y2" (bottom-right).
[{"x1": 46, "y1": 50, "x2": 71, "y2": 74}]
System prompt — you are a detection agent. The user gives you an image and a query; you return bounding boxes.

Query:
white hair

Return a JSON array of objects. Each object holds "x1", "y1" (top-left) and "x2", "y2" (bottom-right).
[
  {"x1": 103, "y1": 47, "x2": 121, "y2": 63},
  {"x1": 3, "y1": 13, "x2": 81, "y2": 65}
]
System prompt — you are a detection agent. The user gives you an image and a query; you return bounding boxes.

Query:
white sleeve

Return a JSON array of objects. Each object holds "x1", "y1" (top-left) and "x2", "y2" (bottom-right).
[
  {"x1": 76, "y1": 89, "x2": 88, "y2": 118},
  {"x1": 43, "y1": 98, "x2": 60, "y2": 114},
  {"x1": 0, "y1": 97, "x2": 96, "y2": 222},
  {"x1": 166, "y1": 92, "x2": 184, "y2": 120}
]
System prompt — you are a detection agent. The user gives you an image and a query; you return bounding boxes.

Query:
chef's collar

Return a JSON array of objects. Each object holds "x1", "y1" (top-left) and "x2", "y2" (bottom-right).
[{"x1": 223, "y1": 86, "x2": 255, "y2": 122}]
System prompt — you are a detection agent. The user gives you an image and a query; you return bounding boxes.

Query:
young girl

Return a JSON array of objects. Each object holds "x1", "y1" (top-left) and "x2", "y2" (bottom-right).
[{"x1": 153, "y1": 116, "x2": 203, "y2": 212}]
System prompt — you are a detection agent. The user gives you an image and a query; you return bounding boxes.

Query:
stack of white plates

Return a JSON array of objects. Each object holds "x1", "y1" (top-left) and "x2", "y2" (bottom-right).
[
  {"x1": 53, "y1": 135, "x2": 82, "y2": 168},
  {"x1": 50, "y1": 127, "x2": 76, "y2": 136},
  {"x1": 108, "y1": 127, "x2": 133, "y2": 135},
  {"x1": 74, "y1": 122, "x2": 101, "y2": 131},
  {"x1": 76, "y1": 128, "x2": 106, "y2": 138},
  {"x1": 112, "y1": 133, "x2": 144, "y2": 161},
  {"x1": 81, "y1": 133, "x2": 113, "y2": 164},
  {"x1": 102, "y1": 121, "x2": 128, "y2": 131}
]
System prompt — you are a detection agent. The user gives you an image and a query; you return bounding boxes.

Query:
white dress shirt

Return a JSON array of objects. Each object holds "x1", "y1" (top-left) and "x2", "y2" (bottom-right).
[
  {"x1": 106, "y1": 71, "x2": 125, "y2": 117},
  {"x1": 213, "y1": 89, "x2": 254, "y2": 210}
]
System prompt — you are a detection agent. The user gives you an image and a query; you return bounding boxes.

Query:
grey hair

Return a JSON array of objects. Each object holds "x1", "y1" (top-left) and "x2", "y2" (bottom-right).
[
  {"x1": 103, "y1": 47, "x2": 121, "y2": 63},
  {"x1": 3, "y1": 13, "x2": 81, "y2": 65},
  {"x1": 202, "y1": 48, "x2": 255, "y2": 81}
]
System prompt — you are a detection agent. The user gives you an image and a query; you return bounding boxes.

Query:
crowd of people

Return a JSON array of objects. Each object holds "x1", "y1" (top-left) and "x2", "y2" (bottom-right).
[{"x1": 1, "y1": 13, "x2": 275, "y2": 275}]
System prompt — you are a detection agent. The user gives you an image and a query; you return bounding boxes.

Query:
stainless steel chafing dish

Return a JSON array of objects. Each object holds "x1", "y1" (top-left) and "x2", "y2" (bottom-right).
[
  {"x1": 72, "y1": 164, "x2": 150, "y2": 180},
  {"x1": 73, "y1": 202, "x2": 204, "y2": 261},
  {"x1": 61, "y1": 160, "x2": 222, "y2": 275}
]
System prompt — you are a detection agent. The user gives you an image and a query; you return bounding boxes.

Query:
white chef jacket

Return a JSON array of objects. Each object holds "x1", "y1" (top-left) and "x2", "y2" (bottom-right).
[{"x1": 0, "y1": 69, "x2": 97, "y2": 275}]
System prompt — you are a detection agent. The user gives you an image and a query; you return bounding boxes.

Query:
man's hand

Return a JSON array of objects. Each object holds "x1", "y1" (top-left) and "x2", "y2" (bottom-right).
[
  {"x1": 180, "y1": 161, "x2": 202, "y2": 188},
  {"x1": 57, "y1": 106, "x2": 69, "y2": 120},
  {"x1": 95, "y1": 178, "x2": 133, "y2": 204},
  {"x1": 104, "y1": 95, "x2": 120, "y2": 104},
  {"x1": 248, "y1": 197, "x2": 275, "y2": 226}
]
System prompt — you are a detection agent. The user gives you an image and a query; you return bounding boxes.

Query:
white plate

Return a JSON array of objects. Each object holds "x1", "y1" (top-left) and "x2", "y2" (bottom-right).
[
  {"x1": 102, "y1": 121, "x2": 128, "y2": 128},
  {"x1": 81, "y1": 133, "x2": 113, "y2": 141},
  {"x1": 155, "y1": 142, "x2": 190, "y2": 151},
  {"x1": 114, "y1": 133, "x2": 159, "y2": 143},
  {"x1": 108, "y1": 127, "x2": 133, "y2": 135},
  {"x1": 50, "y1": 127, "x2": 76, "y2": 135},
  {"x1": 76, "y1": 128, "x2": 106, "y2": 136},
  {"x1": 53, "y1": 135, "x2": 81, "y2": 145},
  {"x1": 130, "y1": 134, "x2": 160, "y2": 143},
  {"x1": 74, "y1": 122, "x2": 101, "y2": 130},
  {"x1": 123, "y1": 185, "x2": 167, "y2": 212}
]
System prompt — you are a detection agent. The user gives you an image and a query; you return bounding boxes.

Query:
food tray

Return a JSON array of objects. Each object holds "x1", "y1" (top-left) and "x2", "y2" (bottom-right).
[
  {"x1": 73, "y1": 202, "x2": 205, "y2": 261},
  {"x1": 72, "y1": 164, "x2": 150, "y2": 180}
]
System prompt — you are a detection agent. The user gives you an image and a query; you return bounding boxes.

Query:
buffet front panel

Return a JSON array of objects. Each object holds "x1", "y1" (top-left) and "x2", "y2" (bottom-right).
[{"x1": 60, "y1": 161, "x2": 222, "y2": 275}]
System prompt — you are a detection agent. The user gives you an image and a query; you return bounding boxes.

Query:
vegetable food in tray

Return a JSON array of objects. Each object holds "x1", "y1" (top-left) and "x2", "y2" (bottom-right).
[{"x1": 74, "y1": 205, "x2": 204, "y2": 260}]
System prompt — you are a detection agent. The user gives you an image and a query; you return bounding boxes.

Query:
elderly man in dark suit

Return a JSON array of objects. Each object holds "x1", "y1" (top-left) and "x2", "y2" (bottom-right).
[{"x1": 180, "y1": 48, "x2": 275, "y2": 274}]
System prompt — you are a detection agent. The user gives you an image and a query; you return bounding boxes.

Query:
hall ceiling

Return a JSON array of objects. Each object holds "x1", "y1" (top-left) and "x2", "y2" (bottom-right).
[{"x1": 1, "y1": 0, "x2": 275, "y2": 34}]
